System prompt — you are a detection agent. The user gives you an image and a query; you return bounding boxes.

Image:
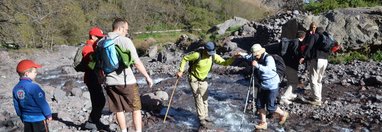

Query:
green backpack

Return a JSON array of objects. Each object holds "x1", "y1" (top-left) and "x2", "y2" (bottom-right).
[{"x1": 115, "y1": 45, "x2": 135, "y2": 68}]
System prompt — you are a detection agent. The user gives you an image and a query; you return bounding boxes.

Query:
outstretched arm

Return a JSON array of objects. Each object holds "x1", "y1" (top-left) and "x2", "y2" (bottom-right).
[
  {"x1": 213, "y1": 54, "x2": 240, "y2": 66},
  {"x1": 134, "y1": 59, "x2": 153, "y2": 88}
]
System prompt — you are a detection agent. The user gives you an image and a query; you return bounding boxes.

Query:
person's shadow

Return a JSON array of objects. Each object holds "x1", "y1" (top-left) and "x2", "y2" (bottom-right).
[{"x1": 52, "y1": 113, "x2": 111, "y2": 131}]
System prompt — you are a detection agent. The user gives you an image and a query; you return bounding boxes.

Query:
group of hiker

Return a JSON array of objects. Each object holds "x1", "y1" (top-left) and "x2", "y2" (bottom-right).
[{"x1": 12, "y1": 19, "x2": 340, "y2": 131}]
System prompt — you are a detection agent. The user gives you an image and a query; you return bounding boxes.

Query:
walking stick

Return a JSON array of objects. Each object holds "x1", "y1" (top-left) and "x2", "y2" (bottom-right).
[{"x1": 163, "y1": 78, "x2": 179, "y2": 123}]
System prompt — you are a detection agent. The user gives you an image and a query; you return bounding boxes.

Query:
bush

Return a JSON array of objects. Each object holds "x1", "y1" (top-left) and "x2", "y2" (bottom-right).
[
  {"x1": 304, "y1": 0, "x2": 381, "y2": 14},
  {"x1": 371, "y1": 50, "x2": 382, "y2": 62},
  {"x1": 329, "y1": 51, "x2": 371, "y2": 64}
]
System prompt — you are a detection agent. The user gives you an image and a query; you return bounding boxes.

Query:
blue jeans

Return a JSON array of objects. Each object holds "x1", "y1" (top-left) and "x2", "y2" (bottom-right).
[{"x1": 256, "y1": 88, "x2": 279, "y2": 113}]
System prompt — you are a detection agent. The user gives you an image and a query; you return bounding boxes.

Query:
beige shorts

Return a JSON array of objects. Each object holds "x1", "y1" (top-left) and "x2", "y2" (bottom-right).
[{"x1": 105, "y1": 84, "x2": 141, "y2": 112}]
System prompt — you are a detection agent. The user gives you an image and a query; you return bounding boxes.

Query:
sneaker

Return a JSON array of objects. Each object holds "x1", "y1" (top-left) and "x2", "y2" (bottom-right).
[
  {"x1": 309, "y1": 100, "x2": 322, "y2": 106},
  {"x1": 280, "y1": 98, "x2": 292, "y2": 105},
  {"x1": 279, "y1": 112, "x2": 289, "y2": 125},
  {"x1": 255, "y1": 121, "x2": 267, "y2": 130},
  {"x1": 204, "y1": 117, "x2": 213, "y2": 122}
]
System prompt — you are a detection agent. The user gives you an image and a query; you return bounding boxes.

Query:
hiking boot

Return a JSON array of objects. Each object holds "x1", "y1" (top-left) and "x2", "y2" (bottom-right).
[
  {"x1": 96, "y1": 122, "x2": 110, "y2": 131},
  {"x1": 309, "y1": 100, "x2": 322, "y2": 106},
  {"x1": 200, "y1": 120, "x2": 212, "y2": 128},
  {"x1": 255, "y1": 121, "x2": 267, "y2": 130},
  {"x1": 279, "y1": 112, "x2": 289, "y2": 125}
]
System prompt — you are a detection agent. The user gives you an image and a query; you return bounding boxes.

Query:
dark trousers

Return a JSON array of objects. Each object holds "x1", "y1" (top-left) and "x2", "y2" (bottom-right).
[
  {"x1": 85, "y1": 71, "x2": 106, "y2": 123},
  {"x1": 24, "y1": 120, "x2": 48, "y2": 132},
  {"x1": 256, "y1": 88, "x2": 279, "y2": 113}
]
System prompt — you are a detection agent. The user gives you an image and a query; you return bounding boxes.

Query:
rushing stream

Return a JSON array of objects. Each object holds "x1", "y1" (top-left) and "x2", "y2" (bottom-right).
[{"x1": 37, "y1": 68, "x2": 365, "y2": 131}]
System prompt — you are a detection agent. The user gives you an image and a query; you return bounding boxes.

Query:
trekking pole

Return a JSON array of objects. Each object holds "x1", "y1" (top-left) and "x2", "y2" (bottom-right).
[
  {"x1": 240, "y1": 66, "x2": 255, "y2": 129},
  {"x1": 251, "y1": 66, "x2": 257, "y2": 113},
  {"x1": 243, "y1": 72, "x2": 253, "y2": 113},
  {"x1": 163, "y1": 78, "x2": 179, "y2": 123}
]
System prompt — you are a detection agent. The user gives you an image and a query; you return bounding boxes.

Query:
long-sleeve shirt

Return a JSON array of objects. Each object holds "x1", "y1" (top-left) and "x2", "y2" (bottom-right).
[
  {"x1": 13, "y1": 77, "x2": 52, "y2": 122},
  {"x1": 179, "y1": 51, "x2": 235, "y2": 80},
  {"x1": 303, "y1": 33, "x2": 330, "y2": 60},
  {"x1": 243, "y1": 53, "x2": 280, "y2": 90}
]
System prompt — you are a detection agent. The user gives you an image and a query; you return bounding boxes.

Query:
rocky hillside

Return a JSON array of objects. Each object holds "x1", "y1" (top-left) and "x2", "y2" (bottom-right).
[{"x1": 211, "y1": 6, "x2": 382, "y2": 54}]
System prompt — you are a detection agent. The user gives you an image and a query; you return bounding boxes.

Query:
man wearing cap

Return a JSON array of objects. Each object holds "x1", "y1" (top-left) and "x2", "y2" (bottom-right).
[
  {"x1": 176, "y1": 42, "x2": 239, "y2": 129},
  {"x1": 13, "y1": 59, "x2": 52, "y2": 131},
  {"x1": 239, "y1": 44, "x2": 288, "y2": 130},
  {"x1": 81, "y1": 27, "x2": 108, "y2": 130}
]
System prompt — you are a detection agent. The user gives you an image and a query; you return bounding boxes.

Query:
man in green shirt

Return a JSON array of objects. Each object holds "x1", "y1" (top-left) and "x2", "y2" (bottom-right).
[{"x1": 176, "y1": 42, "x2": 239, "y2": 128}]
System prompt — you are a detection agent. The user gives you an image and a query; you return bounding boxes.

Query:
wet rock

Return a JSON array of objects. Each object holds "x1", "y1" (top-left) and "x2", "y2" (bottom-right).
[
  {"x1": 141, "y1": 93, "x2": 163, "y2": 112},
  {"x1": 155, "y1": 90, "x2": 169, "y2": 101},
  {"x1": 364, "y1": 76, "x2": 382, "y2": 86}
]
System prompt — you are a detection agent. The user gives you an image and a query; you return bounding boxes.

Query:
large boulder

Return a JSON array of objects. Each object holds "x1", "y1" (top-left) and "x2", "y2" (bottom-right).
[
  {"x1": 209, "y1": 17, "x2": 249, "y2": 35},
  {"x1": 290, "y1": 7, "x2": 382, "y2": 51}
]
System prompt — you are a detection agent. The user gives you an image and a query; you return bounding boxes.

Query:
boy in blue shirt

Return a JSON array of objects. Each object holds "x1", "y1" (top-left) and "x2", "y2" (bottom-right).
[{"x1": 13, "y1": 59, "x2": 52, "y2": 132}]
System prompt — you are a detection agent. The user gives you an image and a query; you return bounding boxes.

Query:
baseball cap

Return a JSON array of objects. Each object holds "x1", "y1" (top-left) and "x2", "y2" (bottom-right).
[
  {"x1": 251, "y1": 44, "x2": 265, "y2": 55},
  {"x1": 89, "y1": 27, "x2": 105, "y2": 37},
  {"x1": 16, "y1": 60, "x2": 42, "y2": 73},
  {"x1": 204, "y1": 42, "x2": 216, "y2": 55}
]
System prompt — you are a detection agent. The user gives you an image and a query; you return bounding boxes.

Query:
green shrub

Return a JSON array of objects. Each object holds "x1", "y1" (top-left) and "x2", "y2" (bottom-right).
[
  {"x1": 329, "y1": 51, "x2": 369, "y2": 64},
  {"x1": 371, "y1": 50, "x2": 382, "y2": 62},
  {"x1": 304, "y1": 0, "x2": 381, "y2": 14}
]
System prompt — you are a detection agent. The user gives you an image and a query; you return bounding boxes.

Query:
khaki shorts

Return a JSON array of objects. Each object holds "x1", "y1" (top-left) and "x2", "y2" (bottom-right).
[{"x1": 105, "y1": 84, "x2": 141, "y2": 112}]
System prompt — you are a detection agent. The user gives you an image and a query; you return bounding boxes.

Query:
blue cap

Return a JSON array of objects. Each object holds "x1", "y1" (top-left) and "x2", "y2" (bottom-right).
[{"x1": 204, "y1": 42, "x2": 216, "y2": 55}]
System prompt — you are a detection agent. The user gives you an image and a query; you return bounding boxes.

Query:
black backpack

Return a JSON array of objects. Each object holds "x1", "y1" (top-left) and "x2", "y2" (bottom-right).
[
  {"x1": 279, "y1": 38, "x2": 299, "y2": 56},
  {"x1": 319, "y1": 32, "x2": 335, "y2": 52},
  {"x1": 261, "y1": 54, "x2": 286, "y2": 81}
]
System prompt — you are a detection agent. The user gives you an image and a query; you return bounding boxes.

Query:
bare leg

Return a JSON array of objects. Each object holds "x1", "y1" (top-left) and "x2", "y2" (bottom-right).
[
  {"x1": 133, "y1": 110, "x2": 142, "y2": 132},
  {"x1": 116, "y1": 112, "x2": 127, "y2": 131}
]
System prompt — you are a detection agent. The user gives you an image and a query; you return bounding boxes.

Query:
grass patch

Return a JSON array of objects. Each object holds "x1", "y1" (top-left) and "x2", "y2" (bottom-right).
[
  {"x1": 329, "y1": 51, "x2": 370, "y2": 64},
  {"x1": 132, "y1": 31, "x2": 183, "y2": 49}
]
